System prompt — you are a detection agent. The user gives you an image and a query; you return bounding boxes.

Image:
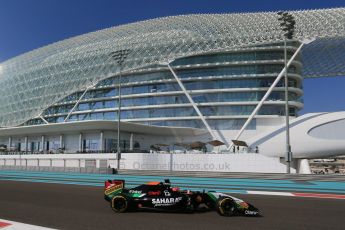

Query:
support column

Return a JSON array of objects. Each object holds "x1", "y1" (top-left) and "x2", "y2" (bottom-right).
[
  {"x1": 298, "y1": 159, "x2": 311, "y2": 174},
  {"x1": 59, "y1": 134, "x2": 64, "y2": 150},
  {"x1": 167, "y1": 63, "x2": 218, "y2": 142},
  {"x1": 234, "y1": 40, "x2": 314, "y2": 143},
  {"x1": 39, "y1": 115, "x2": 49, "y2": 124},
  {"x1": 24, "y1": 136, "x2": 28, "y2": 153},
  {"x1": 129, "y1": 133, "x2": 134, "y2": 151},
  {"x1": 8, "y1": 137, "x2": 12, "y2": 150},
  {"x1": 64, "y1": 84, "x2": 96, "y2": 122},
  {"x1": 79, "y1": 133, "x2": 83, "y2": 152},
  {"x1": 100, "y1": 131, "x2": 104, "y2": 152},
  {"x1": 41, "y1": 136, "x2": 45, "y2": 152}
]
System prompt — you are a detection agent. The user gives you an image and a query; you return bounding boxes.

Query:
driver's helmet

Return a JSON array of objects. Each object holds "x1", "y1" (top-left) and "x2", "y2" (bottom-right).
[{"x1": 171, "y1": 187, "x2": 180, "y2": 192}]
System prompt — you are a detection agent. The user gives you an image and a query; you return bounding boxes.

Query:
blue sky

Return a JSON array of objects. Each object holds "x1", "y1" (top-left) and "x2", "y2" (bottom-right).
[{"x1": 0, "y1": 0, "x2": 344, "y2": 114}]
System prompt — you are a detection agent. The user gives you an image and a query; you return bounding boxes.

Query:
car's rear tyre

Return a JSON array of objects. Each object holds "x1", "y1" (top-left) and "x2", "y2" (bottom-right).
[
  {"x1": 111, "y1": 195, "x2": 128, "y2": 213},
  {"x1": 217, "y1": 198, "x2": 236, "y2": 216}
]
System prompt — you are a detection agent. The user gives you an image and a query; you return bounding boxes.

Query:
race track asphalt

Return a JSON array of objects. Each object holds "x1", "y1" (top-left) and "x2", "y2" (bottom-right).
[{"x1": 0, "y1": 180, "x2": 344, "y2": 230}]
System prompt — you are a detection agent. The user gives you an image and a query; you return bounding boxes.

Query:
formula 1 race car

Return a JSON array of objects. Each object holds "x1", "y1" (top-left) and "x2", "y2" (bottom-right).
[{"x1": 104, "y1": 179, "x2": 259, "y2": 216}]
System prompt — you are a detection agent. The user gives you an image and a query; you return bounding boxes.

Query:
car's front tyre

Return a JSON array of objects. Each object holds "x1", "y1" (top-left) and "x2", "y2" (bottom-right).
[{"x1": 217, "y1": 197, "x2": 236, "y2": 216}]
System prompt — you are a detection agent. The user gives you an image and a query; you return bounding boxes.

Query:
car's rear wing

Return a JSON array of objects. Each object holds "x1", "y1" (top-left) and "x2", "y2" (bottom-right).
[{"x1": 104, "y1": 180, "x2": 125, "y2": 201}]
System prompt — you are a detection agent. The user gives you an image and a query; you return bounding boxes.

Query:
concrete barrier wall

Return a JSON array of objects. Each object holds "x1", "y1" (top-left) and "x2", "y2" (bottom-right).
[
  {"x1": 0, "y1": 153, "x2": 291, "y2": 173},
  {"x1": 120, "y1": 153, "x2": 289, "y2": 173}
]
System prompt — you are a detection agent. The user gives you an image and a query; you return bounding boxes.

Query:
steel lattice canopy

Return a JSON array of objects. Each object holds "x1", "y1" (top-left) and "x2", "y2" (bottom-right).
[{"x1": 0, "y1": 8, "x2": 345, "y2": 127}]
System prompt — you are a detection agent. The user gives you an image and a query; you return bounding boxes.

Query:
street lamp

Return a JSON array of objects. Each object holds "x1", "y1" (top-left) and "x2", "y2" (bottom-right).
[
  {"x1": 277, "y1": 11, "x2": 296, "y2": 173},
  {"x1": 110, "y1": 49, "x2": 130, "y2": 171}
]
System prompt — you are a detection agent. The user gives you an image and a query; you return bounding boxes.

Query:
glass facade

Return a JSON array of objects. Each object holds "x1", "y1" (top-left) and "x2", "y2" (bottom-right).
[
  {"x1": 0, "y1": 8, "x2": 344, "y2": 128},
  {"x1": 25, "y1": 45, "x2": 303, "y2": 130}
]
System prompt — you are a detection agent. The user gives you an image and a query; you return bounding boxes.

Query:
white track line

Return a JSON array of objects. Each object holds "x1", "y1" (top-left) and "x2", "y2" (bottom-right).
[
  {"x1": 246, "y1": 190, "x2": 345, "y2": 200},
  {"x1": 247, "y1": 190, "x2": 295, "y2": 196}
]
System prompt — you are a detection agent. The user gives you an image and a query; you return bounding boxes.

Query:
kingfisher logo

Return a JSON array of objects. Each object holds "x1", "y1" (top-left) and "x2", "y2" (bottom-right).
[
  {"x1": 152, "y1": 197, "x2": 183, "y2": 206},
  {"x1": 105, "y1": 183, "x2": 123, "y2": 195}
]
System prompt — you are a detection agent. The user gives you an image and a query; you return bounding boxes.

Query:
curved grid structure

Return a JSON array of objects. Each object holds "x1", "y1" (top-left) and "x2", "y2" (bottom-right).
[
  {"x1": 27, "y1": 43, "x2": 303, "y2": 131},
  {"x1": 0, "y1": 8, "x2": 344, "y2": 127}
]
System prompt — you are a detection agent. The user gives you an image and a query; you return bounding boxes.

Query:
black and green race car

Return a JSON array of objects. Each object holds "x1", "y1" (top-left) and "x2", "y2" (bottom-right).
[{"x1": 104, "y1": 179, "x2": 259, "y2": 216}]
